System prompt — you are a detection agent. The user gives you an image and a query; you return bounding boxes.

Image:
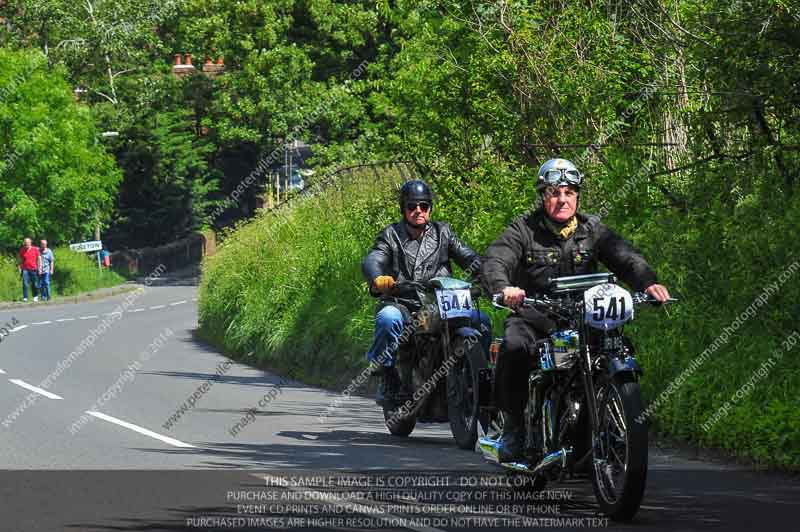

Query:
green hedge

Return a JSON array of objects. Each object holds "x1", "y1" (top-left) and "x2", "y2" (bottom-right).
[
  {"x1": 198, "y1": 167, "x2": 402, "y2": 388},
  {"x1": 0, "y1": 247, "x2": 126, "y2": 302}
]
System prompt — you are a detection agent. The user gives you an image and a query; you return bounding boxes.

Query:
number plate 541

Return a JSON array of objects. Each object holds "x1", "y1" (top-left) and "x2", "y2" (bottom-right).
[{"x1": 584, "y1": 283, "x2": 634, "y2": 330}]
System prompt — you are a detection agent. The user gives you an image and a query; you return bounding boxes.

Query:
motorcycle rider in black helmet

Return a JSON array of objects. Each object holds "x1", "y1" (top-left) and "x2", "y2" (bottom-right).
[
  {"x1": 482, "y1": 158, "x2": 671, "y2": 462},
  {"x1": 362, "y1": 179, "x2": 492, "y2": 403}
]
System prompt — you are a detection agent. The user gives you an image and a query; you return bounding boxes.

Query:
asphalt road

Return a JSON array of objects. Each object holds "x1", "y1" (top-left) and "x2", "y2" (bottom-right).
[{"x1": 1, "y1": 282, "x2": 797, "y2": 531}]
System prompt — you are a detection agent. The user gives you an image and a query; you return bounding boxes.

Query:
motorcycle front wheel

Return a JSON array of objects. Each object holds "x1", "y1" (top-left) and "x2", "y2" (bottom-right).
[
  {"x1": 591, "y1": 375, "x2": 648, "y2": 521},
  {"x1": 383, "y1": 404, "x2": 417, "y2": 437},
  {"x1": 446, "y1": 336, "x2": 487, "y2": 450}
]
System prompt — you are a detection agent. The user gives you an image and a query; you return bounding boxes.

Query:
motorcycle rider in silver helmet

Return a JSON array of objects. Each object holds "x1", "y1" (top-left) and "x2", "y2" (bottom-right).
[{"x1": 482, "y1": 158, "x2": 670, "y2": 462}]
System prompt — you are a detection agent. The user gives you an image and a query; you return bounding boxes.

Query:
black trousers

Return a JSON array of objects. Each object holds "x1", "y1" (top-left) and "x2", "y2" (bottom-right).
[{"x1": 493, "y1": 316, "x2": 544, "y2": 416}]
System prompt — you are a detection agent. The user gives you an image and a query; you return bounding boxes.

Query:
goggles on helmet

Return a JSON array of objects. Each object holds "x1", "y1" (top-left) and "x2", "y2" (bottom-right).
[{"x1": 541, "y1": 168, "x2": 582, "y2": 187}]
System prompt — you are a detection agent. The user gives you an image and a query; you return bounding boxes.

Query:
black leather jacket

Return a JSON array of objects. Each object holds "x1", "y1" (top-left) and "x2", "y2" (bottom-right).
[
  {"x1": 362, "y1": 221, "x2": 481, "y2": 298},
  {"x1": 482, "y1": 210, "x2": 657, "y2": 330}
]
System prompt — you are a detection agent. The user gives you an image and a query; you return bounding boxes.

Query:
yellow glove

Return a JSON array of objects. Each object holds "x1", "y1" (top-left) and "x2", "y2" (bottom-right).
[{"x1": 373, "y1": 275, "x2": 396, "y2": 294}]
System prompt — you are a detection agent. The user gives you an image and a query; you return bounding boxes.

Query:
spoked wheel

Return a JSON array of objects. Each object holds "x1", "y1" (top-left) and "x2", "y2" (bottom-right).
[
  {"x1": 383, "y1": 363, "x2": 419, "y2": 437},
  {"x1": 447, "y1": 337, "x2": 487, "y2": 450},
  {"x1": 591, "y1": 376, "x2": 648, "y2": 521}
]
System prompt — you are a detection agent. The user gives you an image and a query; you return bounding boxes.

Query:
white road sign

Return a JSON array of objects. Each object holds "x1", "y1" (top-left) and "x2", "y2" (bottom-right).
[{"x1": 69, "y1": 240, "x2": 103, "y2": 253}]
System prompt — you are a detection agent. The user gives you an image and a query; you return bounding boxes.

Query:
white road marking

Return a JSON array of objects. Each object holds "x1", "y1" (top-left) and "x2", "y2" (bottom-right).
[
  {"x1": 0, "y1": 369, "x2": 5, "y2": 374},
  {"x1": 9, "y1": 325, "x2": 28, "y2": 332},
  {"x1": 105, "y1": 311, "x2": 122, "y2": 317},
  {"x1": 149, "y1": 305, "x2": 166, "y2": 310},
  {"x1": 55, "y1": 318, "x2": 75, "y2": 322},
  {"x1": 31, "y1": 321, "x2": 52, "y2": 325},
  {"x1": 169, "y1": 300, "x2": 187, "y2": 306},
  {"x1": 256, "y1": 474, "x2": 446, "y2": 532},
  {"x1": 9, "y1": 379, "x2": 63, "y2": 400},
  {"x1": 191, "y1": 298, "x2": 197, "y2": 301},
  {"x1": 79, "y1": 315, "x2": 98, "y2": 320},
  {"x1": 130, "y1": 308, "x2": 145, "y2": 313},
  {"x1": 86, "y1": 411, "x2": 195, "y2": 448}
]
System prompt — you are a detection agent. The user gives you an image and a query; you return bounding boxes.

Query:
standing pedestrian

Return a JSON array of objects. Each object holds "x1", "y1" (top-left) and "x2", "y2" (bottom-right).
[
  {"x1": 38, "y1": 239, "x2": 55, "y2": 301},
  {"x1": 18, "y1": 237, "x2": 40, "y2": 302}
]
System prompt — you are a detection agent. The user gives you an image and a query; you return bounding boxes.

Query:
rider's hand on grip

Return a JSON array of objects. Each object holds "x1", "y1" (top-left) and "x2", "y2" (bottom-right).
[
  {"x1": 502, "y1": 286, "x2": 526, "y2": 309},
  {"x1": 644, "y1": 283, "x2": 670, "y2": 303},
  {"x1": 373, "y1": 275, "x2": 396, "y2": 294}
]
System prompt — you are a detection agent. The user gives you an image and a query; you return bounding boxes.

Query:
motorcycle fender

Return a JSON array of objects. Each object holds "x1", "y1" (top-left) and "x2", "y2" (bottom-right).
[
  {"x1": 454, "y1": 326, "x2": 481, "y2": 340},
  {"x1": 608, "y1": 356, "x2": 643, "y2": 378}
]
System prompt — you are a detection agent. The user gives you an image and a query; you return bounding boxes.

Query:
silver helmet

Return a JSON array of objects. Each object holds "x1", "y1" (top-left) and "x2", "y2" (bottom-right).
[{"x1": 536, "y1": 158, "x2": 583, "y2": 192}]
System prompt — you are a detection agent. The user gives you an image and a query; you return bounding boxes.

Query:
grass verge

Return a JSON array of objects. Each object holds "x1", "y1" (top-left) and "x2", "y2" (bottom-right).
[{"x1": 0, "y1": 247, "x2": 127, "y2": 302}]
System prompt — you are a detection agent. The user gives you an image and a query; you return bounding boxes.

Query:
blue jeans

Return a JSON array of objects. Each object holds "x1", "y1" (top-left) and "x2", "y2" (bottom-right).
[
  {"x1": 367, "y1": 304, "x2": 492, "y2": 367},
  {"x1": 21, "y1": 269, "x2": 39, "y2": 300},
  {"x1": 39, "y1": 272, "x2": 51, "y2": 300}
]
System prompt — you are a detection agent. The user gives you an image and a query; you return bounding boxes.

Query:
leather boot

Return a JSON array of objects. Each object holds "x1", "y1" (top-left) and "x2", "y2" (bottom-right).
[{"x1": 497, "y1": 409, "x2": 524, "y2": 463}]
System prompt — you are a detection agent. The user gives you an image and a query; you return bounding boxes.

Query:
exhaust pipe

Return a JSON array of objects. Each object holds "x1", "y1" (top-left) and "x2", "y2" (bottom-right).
[
  {"x1": 478, "y1": 437, "x2": 571, "y2": 475},
  {"x1": 532, "y1": 448, "x2": 571, "y2": 475}
]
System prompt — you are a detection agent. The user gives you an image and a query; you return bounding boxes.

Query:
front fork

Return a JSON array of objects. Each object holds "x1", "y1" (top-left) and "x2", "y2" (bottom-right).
[
  {"x1": 527, "y1": 371, "x2": 551, "y2": 454},
  {"x1": 581, "y1": 345, "x2": 603, "y2": 459}
]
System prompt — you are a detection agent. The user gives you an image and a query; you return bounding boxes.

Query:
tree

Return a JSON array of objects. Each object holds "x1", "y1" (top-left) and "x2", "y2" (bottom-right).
[{"x1": 0, "y1": 48, "x2": 121, "y2": 248}]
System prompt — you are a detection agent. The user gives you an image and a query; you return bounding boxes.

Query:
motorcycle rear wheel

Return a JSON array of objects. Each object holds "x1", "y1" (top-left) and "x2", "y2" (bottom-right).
[{"x1": 591, "y1": 375, "x2": 648, "y2": 521}]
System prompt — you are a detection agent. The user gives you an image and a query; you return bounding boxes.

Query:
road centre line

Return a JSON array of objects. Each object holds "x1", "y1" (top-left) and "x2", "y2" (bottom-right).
[
  {"x1": 13, "y1": 298, "x2": 194, "y2": 329},
  {"x1": 9, "y1": 379, "x2": 63, "y2": 400},
  {"x1": 86, "y1": 411, "x2": 195, "y2": 448},
  {"x1": 255, "y1": 474, "x2": 446, "y2": 532}
]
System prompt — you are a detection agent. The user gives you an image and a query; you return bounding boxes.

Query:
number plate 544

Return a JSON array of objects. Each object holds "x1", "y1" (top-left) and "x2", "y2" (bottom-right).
[{"x1": 435, "y1": 289, "x2": 473, "y2": 319}]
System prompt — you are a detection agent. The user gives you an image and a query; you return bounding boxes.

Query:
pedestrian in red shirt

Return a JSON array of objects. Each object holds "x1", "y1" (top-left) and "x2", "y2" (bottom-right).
[{"x1": 18, "y1": 237, "x2": 40, "y2": 302}]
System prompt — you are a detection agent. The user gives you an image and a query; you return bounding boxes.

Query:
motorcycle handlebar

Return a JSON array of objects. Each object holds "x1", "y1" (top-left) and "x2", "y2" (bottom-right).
[
  {"x1": 491, "y1": 292, "x2": 678, "y2": 310},
  {"x1": 390, "y1": 280, "x2": 484, "y2": 299}
]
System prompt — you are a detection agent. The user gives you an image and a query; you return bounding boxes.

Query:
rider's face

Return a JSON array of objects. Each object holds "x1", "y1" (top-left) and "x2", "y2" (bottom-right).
[
  {"x1": 403, "y1": 201, "x2": 431, "y2": 227},
  {"x1": 543, "y1": 185, "x2": 578, "y2": 222}
]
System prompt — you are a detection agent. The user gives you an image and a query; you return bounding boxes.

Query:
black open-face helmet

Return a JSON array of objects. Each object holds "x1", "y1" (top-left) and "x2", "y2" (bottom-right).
[{"x1": 399, "y1": 179, "x2": 434, "y2": 212}]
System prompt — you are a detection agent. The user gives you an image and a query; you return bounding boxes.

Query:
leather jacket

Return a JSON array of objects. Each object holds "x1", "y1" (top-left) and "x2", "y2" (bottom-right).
[
  {"x1": 482, "y1": 210, "x2": 658, "y2": 332},
  {"x1": 362, "y1": 221, "x2": 481, "y2": 300}
]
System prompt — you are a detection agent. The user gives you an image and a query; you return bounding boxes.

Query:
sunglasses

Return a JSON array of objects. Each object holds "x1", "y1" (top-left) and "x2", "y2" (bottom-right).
[
  {"x1": 541, "y1": 168, "x2": 582, "y2": 187},
  {"x1": 405, "y1": 201, "x2": 431, "y2": 212}
]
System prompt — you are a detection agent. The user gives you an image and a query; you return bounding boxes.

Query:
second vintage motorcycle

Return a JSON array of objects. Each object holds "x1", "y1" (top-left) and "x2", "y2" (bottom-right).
[{"x1": 374, "y1": 277, "x2": 489, "y2": 450}]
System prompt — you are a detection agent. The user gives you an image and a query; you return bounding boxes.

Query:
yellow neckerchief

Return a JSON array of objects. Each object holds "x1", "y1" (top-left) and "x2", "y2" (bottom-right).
[{"x1": 544, "y1": 215, "x2": 578, "y2": 240}]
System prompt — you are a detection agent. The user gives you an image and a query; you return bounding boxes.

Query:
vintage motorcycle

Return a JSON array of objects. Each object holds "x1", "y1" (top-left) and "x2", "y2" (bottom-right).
[
  {"x1": 477, "y1": 272, "x2": 676, "y2": 521},
  {"x1": 374, "y1": 277, "x2": 489, "y2": 450}
]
